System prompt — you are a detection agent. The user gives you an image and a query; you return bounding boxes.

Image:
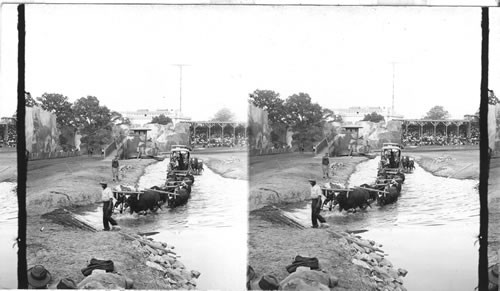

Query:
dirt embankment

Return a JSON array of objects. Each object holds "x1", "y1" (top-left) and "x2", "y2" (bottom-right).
[
  {"x1": 27, "y1": 156, "x2": 156, "y2": 215},
  {"x1": 408, "y1": 149, "x2": 479, "y2": 180},
  {"x1": 249, "y1": 153, "x2": 367, "y2": 211},
  {"x1": 26, "y1": 156, "x2": 197, "y2": 289},
  {"x1": 195, "y1": 150, "x2": 247, "y2": 180},
  {"x1": 248, "y1": 153, "x2": 394, "y2": 290}
]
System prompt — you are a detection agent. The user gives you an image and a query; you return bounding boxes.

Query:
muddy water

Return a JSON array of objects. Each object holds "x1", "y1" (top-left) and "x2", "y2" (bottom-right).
[
  {"x1": 0, "y1": 182, "x2": 18, "y2": 288},
  {"x1": 78, "y1": 160, "x2": 247, "y2": 291},
  {"x1": 287, "y1": 157, "x2": 479, "y2": 291}
]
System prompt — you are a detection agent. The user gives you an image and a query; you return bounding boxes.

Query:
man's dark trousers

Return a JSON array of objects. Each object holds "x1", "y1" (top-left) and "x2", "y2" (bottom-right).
[
  {"x1": 311, "y1": 198, "x2": 326, "y2": 227},
  {"x1": 103, "y1": 201, "x2": 118, "y2": 230}
]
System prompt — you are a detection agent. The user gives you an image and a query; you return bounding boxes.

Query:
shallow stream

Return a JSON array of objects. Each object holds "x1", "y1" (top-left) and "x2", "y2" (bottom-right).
[
  {"x1": 0, "y1": 181, "x2": 18, "y2": 289},
  {"x1": 286, "y1": 157, "x2": 479, "y2": 291},
  {"x1": 78, "y1": 159, "x2": 247, "y2": 291}
]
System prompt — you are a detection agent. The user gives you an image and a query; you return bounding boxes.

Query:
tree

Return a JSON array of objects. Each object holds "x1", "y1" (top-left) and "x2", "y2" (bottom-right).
[
  {"x1": 424, "y1": 106, "x2": 449, "y2": 120},
  {"x1": 72, "y1": 96, "x2": 115, "y2": 147},
  {"x1": 25, "y1": 92, "x2": 39, "y2": 107},
  {"x1": 283, "y1": 93, "x2": 323, "y2": 128},
  {"x1": 211, "y1": 108, "x2": 235, "y2": 122},
  {"x1": 283, "y1": 93, "x2": 324, "y2": 147},
  {"x1": 249, "y1": 89, "x2": 286, "y2": 124},
  {"x1": 150, "y1": 114, "x2": 172, "y2": 125},
  {"x1": 36, "y1": 93, "x2": 75, "y2": 127},
  {"x1": 362, "y1": 112, "x2": 385, "y2": 123}
]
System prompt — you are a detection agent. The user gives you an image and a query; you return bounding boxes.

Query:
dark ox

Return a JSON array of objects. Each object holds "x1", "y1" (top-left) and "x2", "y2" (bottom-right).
[
  {"x1": 126, "y1": 190, "x2": 163, "y2": 215},
  {"x1": 326, "y1": 187, "x2": 374, "y2": 212},
  {"x1": 365, "y1": 181, "x2": 401, "y2": 206}
]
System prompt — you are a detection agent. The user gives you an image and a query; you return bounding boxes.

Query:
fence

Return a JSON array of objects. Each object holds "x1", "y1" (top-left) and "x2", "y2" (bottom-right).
[
  {"x1": 28, "y1": 150, "x2": 81, "y2": 161},
  {"x1": 249, "y1": 147, "x2": 292, "y2": 156}
]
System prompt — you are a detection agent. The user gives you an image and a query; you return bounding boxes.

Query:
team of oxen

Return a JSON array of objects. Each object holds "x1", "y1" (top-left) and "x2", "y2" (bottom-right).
[
  {"x1": 321, "y1": 156, "x2": 415, "y2": 213},
  {"x1": 112, "y1": 165, "x2": 202, "y2": 215}
]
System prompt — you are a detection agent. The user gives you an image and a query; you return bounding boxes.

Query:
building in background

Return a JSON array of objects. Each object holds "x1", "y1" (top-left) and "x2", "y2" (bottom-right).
[
  {"x1": 120, "y1": 109, "x2": 191, "y2": 127},
  {"x1": 331, "y1": 106, "x2": 404, "y2": 124}
]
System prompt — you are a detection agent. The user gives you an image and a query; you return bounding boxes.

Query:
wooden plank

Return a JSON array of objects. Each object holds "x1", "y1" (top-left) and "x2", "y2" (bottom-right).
[
  {"x1": 356, "y1": 186, "x2": 389, "y2": 194},
  {"x1": 148, "y1": 188, "x2": 180, "y2": 197},
  {"x1": 321, "y1": 187, "x2": 353, "y2": 192},
  {"x1": 112, "y1": 190, "x2": 143, "y2": 194}
]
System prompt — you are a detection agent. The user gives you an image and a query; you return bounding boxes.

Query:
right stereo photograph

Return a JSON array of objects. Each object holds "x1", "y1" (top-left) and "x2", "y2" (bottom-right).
[{"x1": 247, "y1": 5, "x2": 488, "y2": 291}]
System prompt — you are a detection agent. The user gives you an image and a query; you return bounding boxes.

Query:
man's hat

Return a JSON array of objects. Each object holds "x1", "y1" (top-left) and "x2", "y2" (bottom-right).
[
  {"x1": 308, "y1": 179, "x2": 316, "y2": 183},
  {"x1": 99, "y1": 181, "x2": 108, "y2": 185},
  {"x1": 27, "y1": 265, "x2": 52, "y2": 288},
  {"x1": 248, "y1": 274, "x2": 280, "y2": 290}
]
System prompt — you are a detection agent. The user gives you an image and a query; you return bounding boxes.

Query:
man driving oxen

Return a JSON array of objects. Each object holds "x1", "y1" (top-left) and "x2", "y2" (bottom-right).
[{"x1": 308, "y1": 179, "x2": 328, "y2": 228}]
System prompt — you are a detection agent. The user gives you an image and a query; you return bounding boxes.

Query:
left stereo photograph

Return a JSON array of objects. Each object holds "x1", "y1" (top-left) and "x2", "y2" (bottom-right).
[{"x1": 1, "y1": 3, "x2": 250, "y2": 289}]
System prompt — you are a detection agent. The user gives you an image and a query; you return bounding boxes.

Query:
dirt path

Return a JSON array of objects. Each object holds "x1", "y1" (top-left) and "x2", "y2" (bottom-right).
[{"x1": 248, "y1": 153, "x2": 380, "y2": 290}]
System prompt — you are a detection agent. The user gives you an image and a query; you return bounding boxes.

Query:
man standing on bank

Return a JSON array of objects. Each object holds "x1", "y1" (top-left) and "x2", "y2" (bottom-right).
[
  {"x1": 100, "y1": 181, "x2": 120, "y2": 231},
  {"x1": 112, "y1": 156, "x2": 120, "y2": 182},
  {"x1": 309, "y1": 179, "x2": 328, "y2": 228},
  {"x1": 322, "y1": 153, "x2": 330, "y2": 179}
]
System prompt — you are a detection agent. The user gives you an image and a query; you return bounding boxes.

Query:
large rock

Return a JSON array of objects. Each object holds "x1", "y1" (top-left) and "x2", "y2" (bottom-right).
[
  {"x1": 145, "y1": 261, "x2": 166, "y2": 272},
  {"x1": 279, "y1": 278, "x2": 330, "y2": 291},
  {"x1": 77, "y1": 272, "x2": 134, "y2": 289},
  {"x1": 352, "y1": 259, "x2": 372, "y2": 270},
  {"x1": 397, "y1": 268, "x2": 408, "y2": 277},
  {"x1": 191, "y1": 270, "x2": 201, "y2": 279},
  {"x1": 279, "y1": 269, "x2": 338, "y2": 289}
]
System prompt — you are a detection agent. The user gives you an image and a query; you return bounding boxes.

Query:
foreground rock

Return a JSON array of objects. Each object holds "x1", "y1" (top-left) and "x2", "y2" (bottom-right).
[
  {"x1": 122, "y1": 232, "x2": 200, "y2": 290},
  {"x1": 334, "y1": 231, "x2": 408, "y2": 291}
]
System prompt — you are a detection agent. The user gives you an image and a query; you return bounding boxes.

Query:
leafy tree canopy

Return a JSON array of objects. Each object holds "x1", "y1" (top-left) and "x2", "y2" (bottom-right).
[
  {"x1": 362, "y1": 112, "x2": 385, "y2": 123},
  {"x1": 249, "y1": 89, "x2": 286, "y2": 124},
  {"x1": 283, "y1": 93, "x2": 323, "y2": 129},
  {"x1": 424, "y1": 105, "x2": 449, "y2": 120},
  {"x1": 211, "y1": 108, "x2": 235, "y2": 122},
  {"x1": 36, "y1": 93, "x2": 75, "y2": 127},
  {"x1": 151, "y1": 114, "x2": 172, "y2": 125},
  {"x1": 25, "y1": 92, "x2": 39, "y2": 107},
  {"x1": 72, "y1": 96, "x2": 116, "y2": 146}
]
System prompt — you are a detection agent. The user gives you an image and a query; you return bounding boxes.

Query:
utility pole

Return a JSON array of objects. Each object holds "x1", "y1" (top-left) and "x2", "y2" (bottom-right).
[
  {"x1": 391, "y1": 62, "x2": 396, "y2": 118},
  {"x1": 172, "y1": 64, "x2": 189, "y2": 114}
]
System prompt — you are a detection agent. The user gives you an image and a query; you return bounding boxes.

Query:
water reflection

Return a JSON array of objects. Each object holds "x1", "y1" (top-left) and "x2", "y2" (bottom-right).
[
  {"x1": 287, "y1": 157, "x2": 479, "y2": 291},
  {"x1": 0, "y1": 181, "x2": 18, "y2": 289}
]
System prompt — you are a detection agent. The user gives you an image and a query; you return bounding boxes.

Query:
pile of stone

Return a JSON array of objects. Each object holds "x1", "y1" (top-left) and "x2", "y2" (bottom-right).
[
  {"x1": 333, "y1": 231, "x2": 408, "y2": 291},
  {"x1": 122, "y1": 233, "x2": 200, "y2": 290}
]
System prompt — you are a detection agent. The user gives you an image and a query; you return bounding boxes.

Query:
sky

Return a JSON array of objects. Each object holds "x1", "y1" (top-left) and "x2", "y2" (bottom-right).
[{"x1": 1, "y1": 4, "x2": 499, "y2": 121}]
